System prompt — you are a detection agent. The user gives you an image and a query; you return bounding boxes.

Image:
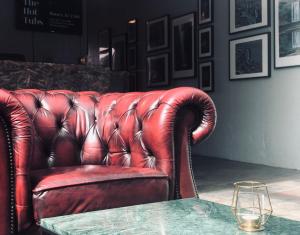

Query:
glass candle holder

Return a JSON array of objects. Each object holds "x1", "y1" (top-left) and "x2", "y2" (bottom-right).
[{"x1": 231, "y1": 181, "x2": 273, "y2": 232}]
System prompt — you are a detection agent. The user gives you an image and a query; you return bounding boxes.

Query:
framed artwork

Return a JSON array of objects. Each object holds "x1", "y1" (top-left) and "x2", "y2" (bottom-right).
[
  {"x1": 128, "y1": 18, "x2": 137, "y2": 43},
  {"x1": 146, "y1": 53, "x2": 169, "y2": 87},
  {"x1": 198, "y1": 0, "x2": 213, "y2": 24},
  {"x1": 98, "y1": 29, "x2": 111, "y2": 68},
  {"x1": 229, "y1": 0, "x2": 269, "y2": 34},
  {"x1": 111, "y1": 34, "x2": 127, "y2": 71},
  {"x1": 275, "y1": 0, "x2": 300, "y2": 68},
  {"x1": 199, "y1": 26, "x2": 213, "y2": 58},
  {"x1": 199, "y1": 61, "x2": 214, "y2": 92},
  {"x1": 229, "y1": 33, "x2": 270, "y2": 80},
  {"x1": 146, "y1": 15, "x2": 169, "y2": 52},
  {"x1": 127, "y1": 44, "x2": 137, "y2": 70},
  {"x1": 171, "y1": 13, "x2": 195, "y2": 79}
]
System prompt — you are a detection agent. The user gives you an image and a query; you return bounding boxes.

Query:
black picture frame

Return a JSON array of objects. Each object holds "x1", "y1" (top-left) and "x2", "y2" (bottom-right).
[
  {"x1": 199, "y1": 26, "x2": 213, "y2": 58},
  {"x1": 171, "y1": 13, "x2": 195, "y2": 79},
  {"x1": 146, "y1": 15, "x2": 169, "y2": 52},
  {"x1": 229, "y1": 33, "x2": 270, "y2": 80},
  {"x1": 128, "y1": 18, "x2": 137, "y2": 43},
  {"x1": 229, "y1": 0, "x2": 269, "y2": 34},
  {"x1": 146, "y1": 53, "x2": 169, "y2": 87},
  {"x1": 127, "y1": 44, "x2": 137, "y2": 71},
  {"x1": 111, "y1": 34, "x2": 127, "y2": 71},
  {"x1": 98, "y1": 29, "x2": 111, "y2": 68},
  {"x1": 199, "y1": 61, "x2": 214, "y2": 92},
  {"x1": 274, "y1": 0, "x2": 300, "y2": 68},
  {"x1": 198, "y1": 0, "x2": 213, "y2": 25}
]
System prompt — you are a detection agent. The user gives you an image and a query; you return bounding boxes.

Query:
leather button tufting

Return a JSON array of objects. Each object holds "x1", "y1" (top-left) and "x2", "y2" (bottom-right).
[
  {"x1": 68, "y1": 99, "x2": 74, "y2": 108},
  {"x1": 125, "y1": 146, "x2": 131, "y2": 154},
  {"x1": 35, "y1": 99, "x2": 42, "y2": 109},
  {"x1": 131, "y1": 102, "x2": 138, "y2": 109},
  {"x1": 156, "y1": 101, "x2": 161, "y2": 107},
  {"x1": 56, "y1": 119, "x2": 63, "y2": 129},
  {"x1": 137, "y1": 120, "x2": 142, "y2": 130},
  {"x1": 91, "y1": 96, "x2": 98, "y2": 103}
]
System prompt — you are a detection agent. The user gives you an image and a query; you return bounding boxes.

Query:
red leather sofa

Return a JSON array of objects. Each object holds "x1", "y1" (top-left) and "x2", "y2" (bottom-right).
[{"x1": 0, "y1": 87, "x2": 216, "y2": 235}]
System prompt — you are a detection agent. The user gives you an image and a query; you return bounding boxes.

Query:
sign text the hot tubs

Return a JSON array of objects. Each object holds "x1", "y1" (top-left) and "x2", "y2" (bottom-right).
[{"x1": 16, "y1": 0, "x2": 82, "y2": 34}]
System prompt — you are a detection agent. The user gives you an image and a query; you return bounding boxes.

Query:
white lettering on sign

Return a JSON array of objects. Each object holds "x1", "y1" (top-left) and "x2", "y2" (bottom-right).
[
  {"x1": 23, "y1": 7, "x2": 37, "y2": 16},
  {"x1": 24, "y1": 17, "x2": 44, "y2": 25},
  {"x1": 22, "y1": 0, "x2": 44, "y2": 26},
  {"x1": 24, "y1": 0, "x2": 40, "y2": 7}
]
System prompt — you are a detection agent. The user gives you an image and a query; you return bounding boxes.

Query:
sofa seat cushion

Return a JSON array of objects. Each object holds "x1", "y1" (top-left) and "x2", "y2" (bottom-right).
[{"x1": 31, "y1": 165, "x2": 169, "y2": 222}]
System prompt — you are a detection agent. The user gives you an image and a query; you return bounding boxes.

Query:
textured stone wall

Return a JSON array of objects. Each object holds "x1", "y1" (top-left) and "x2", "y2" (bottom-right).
[{"x1": 0, "y1": 60, "x2": 127, "y2": 92}]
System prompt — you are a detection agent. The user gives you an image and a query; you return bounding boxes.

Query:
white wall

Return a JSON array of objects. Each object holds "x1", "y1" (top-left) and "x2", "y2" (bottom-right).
[{"x1": 198, "y1": 0, "x2": 300, "y2": 170}]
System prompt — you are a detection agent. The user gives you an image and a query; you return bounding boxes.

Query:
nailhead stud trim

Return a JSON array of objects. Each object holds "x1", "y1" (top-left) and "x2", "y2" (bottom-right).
[{"x1": 0, "y1": 116, "x2": 16, "y2": 235}]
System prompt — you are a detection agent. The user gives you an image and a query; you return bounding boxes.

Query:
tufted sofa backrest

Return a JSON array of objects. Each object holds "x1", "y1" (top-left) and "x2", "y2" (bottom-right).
[{"x1": 12, "y1": 89, "x2": 169, "y2": 171}]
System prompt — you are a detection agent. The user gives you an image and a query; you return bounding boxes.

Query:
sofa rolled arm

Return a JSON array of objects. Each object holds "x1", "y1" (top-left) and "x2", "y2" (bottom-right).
[
  {"x1": 155, "y1": 87, "x2": 216, "y2": 198},
  {"x1": 0, "y1": 89, "x2": 33, "y2": 234},
  {"x1": 98, "y1": 87, "x2": 216, "y2": 200},
  {"x1": 159, "y1": 87, "x2": 216, "y2": 144}
]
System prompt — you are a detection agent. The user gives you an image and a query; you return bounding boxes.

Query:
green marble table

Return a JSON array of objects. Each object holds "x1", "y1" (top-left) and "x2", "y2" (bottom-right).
[{"x1": 40, "y1": 198, "x2": 300, "y2": 235}]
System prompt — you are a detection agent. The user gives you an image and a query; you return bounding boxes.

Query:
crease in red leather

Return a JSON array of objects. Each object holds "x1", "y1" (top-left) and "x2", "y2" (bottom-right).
[{"x1": 31, "y1": 165, "x2": 167, "y2": 192}]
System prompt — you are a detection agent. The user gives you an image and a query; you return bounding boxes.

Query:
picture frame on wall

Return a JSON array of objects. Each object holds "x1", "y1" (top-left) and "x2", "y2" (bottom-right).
[
  {"x1": 199, "y1": 26, "x2": 213, "y2": 58},
  {"x1": 112, "y1": 34, "x2": 127, "y2": 71},
  {"x1": 198, "y1": 0, "x2": 213, "y2": 25},
  {"x1": 229, "y1": 0, "x2": 269, "y2": 34},
  {"x1": 199, "y1": 61, "x2": 214, "y2": 91},
  {"x1": 171, "y1": 13, "x2": 195, "y2": 79},
  {"x1": 146, "y1": 15, "x2": 169, "y2": 52},
  {"x1": 98, "y1": 29, "x2": 111, "y2": 68},
  {"x1": 229, "y1": 33, "x2": 270, "y2": 80},
  {"x1": 275, "y1": 0, "x2": 300, "y2": 68},
  {"x1": 127, "y1": 44, "x2": 137, "y2": 71},
  {"x1": 128, "y1": 18, "x2": 137, "y2": 43},
  {"x1": 146, "y1": 53, "x2": 169, "y2": 87}
]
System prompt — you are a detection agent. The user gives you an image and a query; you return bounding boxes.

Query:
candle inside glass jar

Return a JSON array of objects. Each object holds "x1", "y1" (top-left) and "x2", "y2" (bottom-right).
[{"x1": 238, "y1": 213, "x2": 261, "y2": 230}]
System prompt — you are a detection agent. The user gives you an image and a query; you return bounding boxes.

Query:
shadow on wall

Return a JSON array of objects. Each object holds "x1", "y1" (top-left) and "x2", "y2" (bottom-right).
[{"x1": 193, "y1": 156, "x2": 300, "y2": 193}]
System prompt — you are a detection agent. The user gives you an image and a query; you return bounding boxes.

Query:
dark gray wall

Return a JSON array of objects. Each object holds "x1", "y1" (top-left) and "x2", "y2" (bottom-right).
[
  {"x1": 0, "y1": 0, "x2": 87, "y2": 64},
  {"x1": 87, "y1": 0, "x2": 199, "y2": 90},
  {"x1": 87, "y1": 0, "x2": 300, "y2": 170}
]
